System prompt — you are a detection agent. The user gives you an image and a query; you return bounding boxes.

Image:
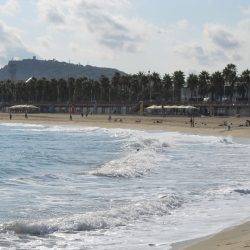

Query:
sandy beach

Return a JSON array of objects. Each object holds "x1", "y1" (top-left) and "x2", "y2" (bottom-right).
[
  {"x1": 1, "y1": 112, "x2": 250, "y2": 249},
  {"x1": 1, "y1": 112, "x2": 250, "y2": 139},
  {"x1": 174, "y1": 221, "x2": 250, "y2": 250}
]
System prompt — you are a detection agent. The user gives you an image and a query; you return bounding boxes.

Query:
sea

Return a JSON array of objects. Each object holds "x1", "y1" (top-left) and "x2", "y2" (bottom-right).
[{"x1": 0, "y1": 122, "x2": 250, "y2": 249}]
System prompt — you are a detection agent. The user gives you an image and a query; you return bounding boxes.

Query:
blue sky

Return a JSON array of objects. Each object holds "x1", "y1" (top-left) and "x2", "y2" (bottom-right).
[
  {"x1": 0, "y1": 0, "x2": 249, "y2": 74},
  {"x1": 133, "y1": 0, "x2": 245, "y2": 24}
]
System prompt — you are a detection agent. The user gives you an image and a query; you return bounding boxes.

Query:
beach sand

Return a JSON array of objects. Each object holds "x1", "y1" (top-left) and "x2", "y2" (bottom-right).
[
  {"x1": 1, "y1": 112, "x2": 250, "y2": 138},
  {"x1": 175, "y1": 221, "x2": 250, "y2": 250},
  {"x1": 1, "y1": 112, "x2": 250, "y2": 249}
]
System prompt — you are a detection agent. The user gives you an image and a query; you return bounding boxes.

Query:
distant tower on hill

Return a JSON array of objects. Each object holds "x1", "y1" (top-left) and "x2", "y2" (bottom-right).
[{"x1": 8, "y1": 60, "x2": 17, "y2": 82}]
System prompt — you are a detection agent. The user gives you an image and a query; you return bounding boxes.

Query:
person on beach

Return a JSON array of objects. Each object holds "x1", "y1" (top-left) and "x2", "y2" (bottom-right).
[
  {"x1": 224, "y1": 121, "x2": 231, "y2": 131},
  {"x1": 25, "y1": 111, "x2": 28, "y2": 119},
  {"x1": 190, "y1": 117, "x2": 193, "y2": 127},
  {"x1": 108, "y1": 115, "x2": 112, "y2": 121},
  {"x1": 9, "y1": 112, "x2": 12, "y2": 120},
  {"x1": 70, "y1": 113, "x2": 72, "y2": 121}
]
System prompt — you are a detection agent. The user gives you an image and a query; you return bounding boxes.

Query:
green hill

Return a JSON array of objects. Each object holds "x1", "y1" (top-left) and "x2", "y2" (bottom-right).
[{"x1": 0, "y1": 58, "x2": 125, "y2": 81}]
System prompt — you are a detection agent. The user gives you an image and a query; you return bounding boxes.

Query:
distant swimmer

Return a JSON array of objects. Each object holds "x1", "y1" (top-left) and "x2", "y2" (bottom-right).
[{"x1": 137, "y1": 148, "x2": 140, "y2": 152}]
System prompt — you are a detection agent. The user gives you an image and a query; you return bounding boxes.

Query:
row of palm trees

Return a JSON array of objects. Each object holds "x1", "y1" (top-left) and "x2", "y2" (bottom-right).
[{"x1": 0, "y1": 64, "x2": 249, "y2": 105}]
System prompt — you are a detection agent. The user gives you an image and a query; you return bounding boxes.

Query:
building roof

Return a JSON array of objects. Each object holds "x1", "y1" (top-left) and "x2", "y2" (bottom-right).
[{"x1": 146, "y1": 105, "x2": 198, "y2": 110}]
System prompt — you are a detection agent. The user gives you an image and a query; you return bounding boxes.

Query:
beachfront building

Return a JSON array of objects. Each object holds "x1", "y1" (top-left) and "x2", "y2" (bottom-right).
[
  {"x1": 145, "y1": 105, "x2": 199, "y2": 116},
  {"x1": 198, "y1": 103, "x2": 250, "y2": 116},
  {"x1": 36, "y1": 104, "x2": 134, "y2": 115},
  {"x1": 181, "y1": 85, "x2": 250, "y2": 103}
]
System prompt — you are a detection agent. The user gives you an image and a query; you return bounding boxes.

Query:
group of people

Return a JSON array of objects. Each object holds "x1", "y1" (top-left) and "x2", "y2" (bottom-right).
[{"x1": 69, "y1": 111, "x2": 94, "y2": 121}]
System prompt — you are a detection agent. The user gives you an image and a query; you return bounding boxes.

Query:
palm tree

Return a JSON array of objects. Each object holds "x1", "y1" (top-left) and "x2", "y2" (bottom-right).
[
  {"x1": 239, "y1": 69, "x2": 250, "y2": 101},
  {"x1": 172, "y1": 71, "x2": 185, "y2": 102},
  {"x1": 73, "y1": 78, "x2": 84, "y2": 103},
  {"x1": 223, "y1": 64, "x2": 237, "y2": 100},
  {"x1": 198, "y1": 71, "x2": 210, "y2": 99},
  {"x1": 150, "y1": 72, "x2": 162, "y2": 101},
  {"x1": 111, "y1": 72, "x2": 121, "y2": 102},
  {"x1": 210, "y1": 71, "x2": 224, "y2": 101},
  {"x1": 68, "y1": 77, "x2": 75, "y2": 104},
  {"x1": 58, "y1": 78, "x2": 68, "y2": 103},
  {"x1": 162, "y1": 74, "x2": 172, "y2": 102},
  {"x1": 187, "y1": 73, "x2": 199, "y2": 100},
  {"x1": 99, "y1": 75, "x2": 110, "y2": 103}
]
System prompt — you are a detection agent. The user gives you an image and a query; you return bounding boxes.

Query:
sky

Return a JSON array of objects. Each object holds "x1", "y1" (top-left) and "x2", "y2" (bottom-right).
[{"x1": 0, "y1": 0, "x2": 249, "y2": 74}]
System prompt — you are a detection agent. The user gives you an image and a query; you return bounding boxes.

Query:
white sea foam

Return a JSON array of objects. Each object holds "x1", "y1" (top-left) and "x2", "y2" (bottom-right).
[
  {"x1": 89, "y1": 133, "x2": 170, "y2": 178},
  {"x1": 2, "y1": 194, "x2": 182, "y2": 236},
  {"x1": 0, "y1": 122, "x2": 249, "y2": 249},
  {"x1": 0, "y1": 123, "x2": 45, "y2": 128},
  {"x1": 41, "y1": 125, "x2": 100, "y2": 133}
]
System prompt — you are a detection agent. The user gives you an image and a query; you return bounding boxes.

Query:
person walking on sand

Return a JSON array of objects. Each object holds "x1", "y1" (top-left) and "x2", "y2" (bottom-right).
[
  {"x1": 9, "y1": 112, "x2": 12, "y2": 120},
  {"x1": 70, "y1": 113, "x2": 72, "y2": 121},
  {"x1": 190, "y1": 117, "x2": 193, "y2": 127},
  {"x1": 25, "y1": 111, "x2": 28, "y2": 119}
]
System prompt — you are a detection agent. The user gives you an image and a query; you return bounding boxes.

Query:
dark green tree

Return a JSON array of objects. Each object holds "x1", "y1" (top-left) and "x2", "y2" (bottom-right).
[{"x1": 172, "y1": 71, "x2": 185, "y2": 102}]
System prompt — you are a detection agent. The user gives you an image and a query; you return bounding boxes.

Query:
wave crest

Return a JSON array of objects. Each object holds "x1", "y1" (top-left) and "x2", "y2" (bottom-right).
[
  {"x1": 89, "y1": 149, "x2": 166, "y2": 178},
  {"x1": 2, "y1": 194, "x2": 182, "y2": 236}
]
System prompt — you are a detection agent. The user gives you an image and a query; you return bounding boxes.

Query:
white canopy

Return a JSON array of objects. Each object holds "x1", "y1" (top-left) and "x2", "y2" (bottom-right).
[
  {"x1": 9, "y1": 105, "x2": 39, "y2": 110},
  {"x1": 146, "y1": 105, "x2": 198, "y2": 110}
]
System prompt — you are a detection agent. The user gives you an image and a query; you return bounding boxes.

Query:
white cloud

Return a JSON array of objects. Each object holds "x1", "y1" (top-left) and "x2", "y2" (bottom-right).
[
  {"x1": 174, "y1": 20, "x2": 249, "y2": 71},
  {"x1": 37, "y1": 0, "x2": 66, "y2": 25},
  {"x1": 0, "y1": 0, "x2": 20, "y2": 16},
  {"x1": 0, "y1": 1, "x2": 249, "y2": 73},
  {"x1": 174, "y1": 43, "x2": 229, "y2": 66},
  {"x1": 176, "y1": 19, "x2": 189, "y2": 30},
  {"x1": 204, "y1": 24, "x2": 240, "y2": 50},
  {"x1": 0, "y1": 21, "x2": 34, "y2": 65},
  {"x1": 240, "y1": 5, "x2": 250, "y2": 16},
  {"x1": 36, "y1": 0, "x2": 153, "y2": 53}
]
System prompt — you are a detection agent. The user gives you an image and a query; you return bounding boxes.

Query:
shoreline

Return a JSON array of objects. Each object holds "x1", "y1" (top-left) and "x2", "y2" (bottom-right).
[
  {"x1": 1, "y1": 113, "x2": 250, "y2": 139},
  {"x1": 172, "y1": 220, "x2": 250, "y2": 250}
]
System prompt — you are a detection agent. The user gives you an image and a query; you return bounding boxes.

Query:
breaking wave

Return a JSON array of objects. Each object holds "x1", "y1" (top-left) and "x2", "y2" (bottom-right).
[
  {"x1": 89, "y1": 150, "x2": 166, "y2": 178},
  {"x1": 2, "y1": 194, "x2": 183, "y2": 236},
  {"x1": 89, "y1": 135, "x2": 169, "y2": 178}
]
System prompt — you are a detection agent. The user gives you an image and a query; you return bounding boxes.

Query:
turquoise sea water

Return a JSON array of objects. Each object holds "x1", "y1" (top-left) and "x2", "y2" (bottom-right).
[{"x1": 0, "y1": 123, "x2": 250, "y2": 249}]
